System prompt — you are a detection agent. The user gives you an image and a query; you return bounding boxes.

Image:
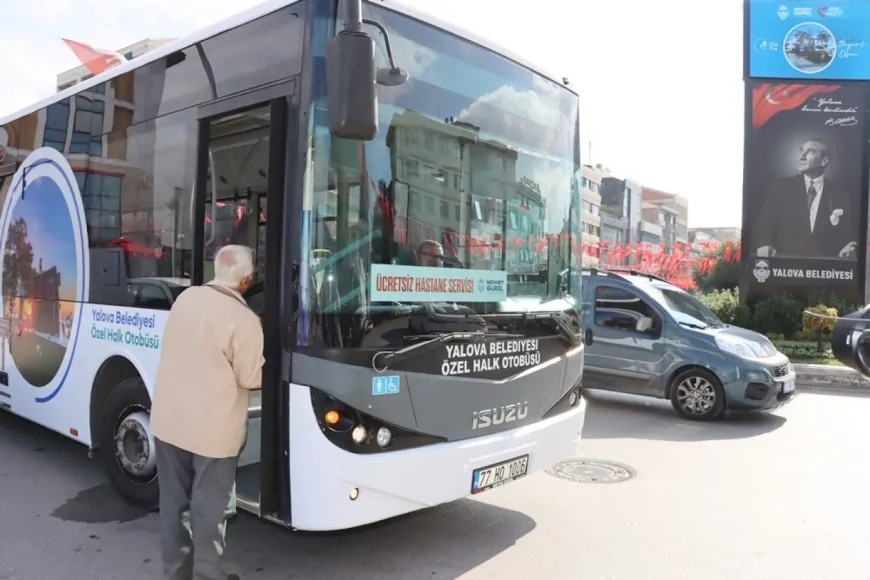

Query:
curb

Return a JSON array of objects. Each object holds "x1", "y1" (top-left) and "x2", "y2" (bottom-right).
[{"x1": 793, "y1": 363, "x2": 870, "y2": 390}]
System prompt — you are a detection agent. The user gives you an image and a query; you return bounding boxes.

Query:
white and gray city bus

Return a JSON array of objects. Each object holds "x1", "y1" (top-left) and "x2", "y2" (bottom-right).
[{"x1": 0, "y1": 0, "x2": 586, "y2": 531}]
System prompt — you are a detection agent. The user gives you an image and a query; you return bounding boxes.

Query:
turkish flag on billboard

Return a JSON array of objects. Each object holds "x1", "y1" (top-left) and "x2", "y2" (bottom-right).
[
  {"x1": 62, "y1": 38, "x2": 126, "y2": 76},
  {"x1": 751, "y1": 83, "x2": 840, "y2": 129}
]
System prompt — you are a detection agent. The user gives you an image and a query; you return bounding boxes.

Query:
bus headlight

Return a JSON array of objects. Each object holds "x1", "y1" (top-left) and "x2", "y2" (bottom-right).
[
  {"x1": 351, "y1": 425, "x2": 368, "y2": 444},
  {"x1": 376, "y1": 427, "x2": 392, "y2": 448}
]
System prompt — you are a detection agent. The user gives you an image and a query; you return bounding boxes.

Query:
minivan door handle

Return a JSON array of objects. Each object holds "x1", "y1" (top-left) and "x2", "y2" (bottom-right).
[{"x1": 585, "y1": 329, "x2": 594, "y2": 346}]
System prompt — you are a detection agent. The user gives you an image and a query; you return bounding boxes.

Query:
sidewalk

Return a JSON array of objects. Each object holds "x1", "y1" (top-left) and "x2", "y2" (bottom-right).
[{"x1": 793, "y1": 363, "x2": 870, "y2": 390}]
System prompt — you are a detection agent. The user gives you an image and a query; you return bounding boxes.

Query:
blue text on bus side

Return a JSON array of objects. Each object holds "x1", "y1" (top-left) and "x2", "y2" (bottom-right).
[
  {"x1": 90, "y1": 325, "x2": 161, "y2": 350},
  {"x1": 91, "y1": 308, "x2": 156, "y2": 330}
]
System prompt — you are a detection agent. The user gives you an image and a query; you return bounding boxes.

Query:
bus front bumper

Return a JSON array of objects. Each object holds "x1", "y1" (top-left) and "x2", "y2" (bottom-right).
[{"x1": 289, "y1": 384, "x2": 586, "y2": 532}]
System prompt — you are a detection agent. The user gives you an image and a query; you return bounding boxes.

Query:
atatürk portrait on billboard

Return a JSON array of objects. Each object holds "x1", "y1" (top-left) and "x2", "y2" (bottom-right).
[{"x1": 748, "y1": 83, "x2": 864, "y2": 261}]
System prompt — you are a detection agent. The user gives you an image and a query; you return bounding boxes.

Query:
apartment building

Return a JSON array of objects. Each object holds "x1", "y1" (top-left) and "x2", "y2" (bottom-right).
[
  {"x1": 688, "y1": 226, "x2": 741, "y2": 244},
  {"x1": 56, "y1": 38, "x2": 175, "y2": 92},
  {"x1": 641, "y1": 186, "x2": 689, "y2": 245},
  {"x1": 580, "y1": 164, "x2": 605, "y2": 267},
  {"x1": 598, "y1": 175, "x2": 642, "y2": 265}
]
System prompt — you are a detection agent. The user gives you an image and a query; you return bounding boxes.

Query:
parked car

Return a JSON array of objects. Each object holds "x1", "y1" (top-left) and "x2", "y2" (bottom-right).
[
  {"x1": 127, "y1": 277, "x2": 190, "y2": 310},
  {"x1": 580, "y1": 268, "x2": 795, "y2": 420}
]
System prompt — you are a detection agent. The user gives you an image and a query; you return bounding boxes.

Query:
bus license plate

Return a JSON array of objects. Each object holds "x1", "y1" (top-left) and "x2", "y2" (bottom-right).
[{"x1": 471, "y1": 455, "x2": 529, "y2": 494}]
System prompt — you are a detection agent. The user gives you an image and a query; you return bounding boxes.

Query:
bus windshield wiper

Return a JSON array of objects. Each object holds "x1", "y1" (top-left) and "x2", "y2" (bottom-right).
[
  {"x1": 372, "y1": 331, "x2": 523, "y2": 372},
  {"x1": 480, "y1": 312, "x2": 581, "y2": 347}
]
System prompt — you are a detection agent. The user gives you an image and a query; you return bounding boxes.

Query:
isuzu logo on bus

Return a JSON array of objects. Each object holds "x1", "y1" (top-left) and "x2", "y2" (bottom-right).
[{"x1": 472, "y1": 402, "x2": 529, "y2": 430}]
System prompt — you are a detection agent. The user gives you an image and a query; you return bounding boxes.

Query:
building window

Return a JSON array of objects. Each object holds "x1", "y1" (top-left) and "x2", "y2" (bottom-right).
[
  {"x1": 81, "y1": 172, "x2": 122, "y2": 245},
  {"x1": 71, "y1": 96, "x2": 105, "y2": 155},
  {"x1": 44, "y1": 101, "x2": 70, "y2": 152},
  {"x1": 409, "y1": 190, "x2": 420, "y2": 209},
  {"x1": 453, "y1": 173, "x2": 461, "y2": 190},
  {"x1": 425, "y1": 196, "x2": 435, "y2": 213},
  {"x1": 440, "y1": 200, "x2": 449, "y2": 218},
  {"x1": 424, "y1": 132, "x2": 434, "y2": 150}
]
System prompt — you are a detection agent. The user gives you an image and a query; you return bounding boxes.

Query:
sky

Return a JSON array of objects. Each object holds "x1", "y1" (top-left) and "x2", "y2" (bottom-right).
[
  {"x1": 0, "y1": 0, "x2": 745, "y2": 228},
  {"x1": 10, "y1": 177, "x2": 78, "y2": 303}
]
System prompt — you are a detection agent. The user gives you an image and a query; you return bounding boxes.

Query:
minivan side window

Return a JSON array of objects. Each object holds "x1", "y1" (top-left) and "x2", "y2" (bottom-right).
[{"x1": 593, "y1": 285, "x2": 659, "y2": 334}]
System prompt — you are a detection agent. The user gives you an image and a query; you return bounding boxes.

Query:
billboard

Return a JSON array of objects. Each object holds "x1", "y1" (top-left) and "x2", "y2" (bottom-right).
[
  {"x1": 743, "y1": 81, "x2": 867, "y2": 297},
  {"x1": 748, "y1": 1, "x2": 870, "y2": 80}
]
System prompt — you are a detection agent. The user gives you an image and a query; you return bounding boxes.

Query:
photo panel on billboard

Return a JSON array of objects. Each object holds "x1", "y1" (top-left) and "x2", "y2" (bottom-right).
[
  {"x1": 749, "y1": 0, "x2": 870, "y2": 81},
  {"x1": 743, "y1": 81, "x2": 867, "y2": 298}
]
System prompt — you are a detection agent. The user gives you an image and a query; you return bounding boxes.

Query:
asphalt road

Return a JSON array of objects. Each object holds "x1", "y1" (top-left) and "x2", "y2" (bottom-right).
[{"x1": 2, "y1": 387, "x2": 869, "y2": 580}]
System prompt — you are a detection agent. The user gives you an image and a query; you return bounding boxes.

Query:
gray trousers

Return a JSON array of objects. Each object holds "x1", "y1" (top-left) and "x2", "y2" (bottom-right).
[{"x1": 155, "y1": 438, "x2": 238, "y2": 580}]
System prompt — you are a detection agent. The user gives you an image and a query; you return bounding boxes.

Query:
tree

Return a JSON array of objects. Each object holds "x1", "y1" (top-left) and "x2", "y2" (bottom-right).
[
  {"x1": 693, "y1": 243, "x2": 739, "y2": 293},
  {"x1": 2, "y1": 217, "x2": 35, "y2": 302}
]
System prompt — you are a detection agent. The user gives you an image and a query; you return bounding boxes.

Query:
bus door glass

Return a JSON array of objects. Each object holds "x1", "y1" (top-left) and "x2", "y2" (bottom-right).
[{"x1": 196, "y1": 104, "x2": 272, "y2": 510}]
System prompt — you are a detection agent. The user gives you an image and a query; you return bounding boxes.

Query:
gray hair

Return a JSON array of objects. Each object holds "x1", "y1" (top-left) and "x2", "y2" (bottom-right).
[{"x1": 213, "y1": 245, "x2": 255, "y2": 287}]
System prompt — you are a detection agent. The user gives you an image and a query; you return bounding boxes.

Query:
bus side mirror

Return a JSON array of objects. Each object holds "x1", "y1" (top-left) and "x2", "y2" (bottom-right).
[{"x1": 326, "y1": 29, "x2": 378, "y2": 141}]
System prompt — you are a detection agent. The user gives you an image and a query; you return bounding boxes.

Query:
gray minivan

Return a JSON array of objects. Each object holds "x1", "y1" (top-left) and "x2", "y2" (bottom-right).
[{"x1": 579, "y1": 269, "x2": 796, "y2": 420}]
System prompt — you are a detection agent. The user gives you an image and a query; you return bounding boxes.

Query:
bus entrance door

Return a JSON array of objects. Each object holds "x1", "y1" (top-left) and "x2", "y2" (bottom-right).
[{"x1": 193, "y1": 94, "x2": 290, "y2": 517}]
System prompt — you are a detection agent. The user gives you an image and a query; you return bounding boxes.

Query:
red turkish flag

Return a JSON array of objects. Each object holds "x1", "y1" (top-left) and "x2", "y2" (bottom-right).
[
  {"x1": 752, "y1": 83, "x2": 839, "y2": 129},
  {"x1": 62, "y1": 38, "x2": 126, "y2": 76}
]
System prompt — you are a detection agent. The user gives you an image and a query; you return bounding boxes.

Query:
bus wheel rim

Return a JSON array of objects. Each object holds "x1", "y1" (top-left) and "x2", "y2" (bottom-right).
[{"x1": 114, "y1": 409, "x2": 157, "y2": 478}]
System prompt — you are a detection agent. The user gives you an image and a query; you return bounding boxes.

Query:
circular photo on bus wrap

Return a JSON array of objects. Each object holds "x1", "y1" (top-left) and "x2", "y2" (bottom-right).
[
  {"x1": 783, "y1": 22, "x2": 837, "y2": 74},
  {"x1": 0, "y1": 148, "x2": 89, "y2": 400}
]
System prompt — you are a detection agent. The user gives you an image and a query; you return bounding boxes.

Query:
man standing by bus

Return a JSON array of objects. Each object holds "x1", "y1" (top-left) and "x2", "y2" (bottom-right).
[{"x1": 151, "y1": 244, "x2": 265, "y2": 580}]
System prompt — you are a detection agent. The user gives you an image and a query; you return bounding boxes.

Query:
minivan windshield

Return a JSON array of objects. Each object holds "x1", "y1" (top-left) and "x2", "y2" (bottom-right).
[
  {"x1": 302, "y1": 4, "x2": 582, "y2": 349},
  {"x1": 648, "y1": 285, "x2": 724, "y2": 328}
]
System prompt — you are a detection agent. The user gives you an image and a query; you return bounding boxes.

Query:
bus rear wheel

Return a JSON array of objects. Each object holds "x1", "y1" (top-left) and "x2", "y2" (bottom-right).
[{"x1": 99, "y1": 377, "x2": 159, "y2": 509}]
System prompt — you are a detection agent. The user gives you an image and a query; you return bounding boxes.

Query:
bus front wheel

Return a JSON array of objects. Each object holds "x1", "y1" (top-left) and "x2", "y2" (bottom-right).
[{"x1": 99, "y1": 377, "x2": 159, "y2": 509}]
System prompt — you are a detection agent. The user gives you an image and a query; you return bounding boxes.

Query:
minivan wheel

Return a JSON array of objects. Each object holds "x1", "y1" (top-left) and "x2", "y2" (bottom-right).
[{"x1": 669, "y1": 368, "x2": 725, "y2": 421}]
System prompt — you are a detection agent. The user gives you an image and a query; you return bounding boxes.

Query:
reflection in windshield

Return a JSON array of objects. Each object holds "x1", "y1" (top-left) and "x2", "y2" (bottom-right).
[
  {"x1": 301, "y1": 4, "x2": 581, "y2": 350},
  {"x1": 652, "y1": 286, "x2": 724, "y2": 327}
]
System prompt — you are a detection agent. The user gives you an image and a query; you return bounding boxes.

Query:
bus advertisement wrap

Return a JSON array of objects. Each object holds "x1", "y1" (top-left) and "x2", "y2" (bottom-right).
[
  {"x1": 748, "y1": 0, "x2": 870, "y2": 80},
  {"x1": 0, "y1": 147, "x2": 168, "y2": 413},
  {"x1": 742, "y1": 81, "x2": 866, "y2": 299}
]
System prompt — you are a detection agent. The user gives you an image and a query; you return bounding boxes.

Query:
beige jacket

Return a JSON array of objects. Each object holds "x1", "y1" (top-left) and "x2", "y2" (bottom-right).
[{"x1": 151, "y1": 282, "x2": 265, "y2": 458}]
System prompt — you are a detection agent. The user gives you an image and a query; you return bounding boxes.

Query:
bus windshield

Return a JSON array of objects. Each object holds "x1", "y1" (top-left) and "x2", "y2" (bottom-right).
[{"x1": 304, "y1": 3, "x2": 582, "y2": 348}]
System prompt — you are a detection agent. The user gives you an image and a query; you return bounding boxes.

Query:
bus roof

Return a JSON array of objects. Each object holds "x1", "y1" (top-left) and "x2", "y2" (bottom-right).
[{"x1": 0, "y1": 0, "x2": 576, "y2": 127}]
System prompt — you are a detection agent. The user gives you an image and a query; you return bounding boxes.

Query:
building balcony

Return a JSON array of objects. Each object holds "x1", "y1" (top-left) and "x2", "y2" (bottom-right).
[
  {"x1": 640, "y1": 220, "x2": 662, "y2": 237},
  {"x1": 581, "y1": 188, "x2": 602, "y2": 205},
  {"x1": 582, "y1": 212, "x2": 601, "y2": 228},
  {"x1": 600, "y1": 212, "x2": 628, "y2": 230}
]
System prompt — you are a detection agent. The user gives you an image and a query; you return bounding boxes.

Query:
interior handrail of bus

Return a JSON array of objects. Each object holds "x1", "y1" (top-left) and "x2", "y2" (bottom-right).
[
  {"x1": 190, "y1": 150, "x2": 220, "y2": 246},
  {"x1": 205, "y1": 150, "x2": 218, "y2": 244},
  {"x1": 230, "y1": 137, "x2": 265, "y2": 200}
]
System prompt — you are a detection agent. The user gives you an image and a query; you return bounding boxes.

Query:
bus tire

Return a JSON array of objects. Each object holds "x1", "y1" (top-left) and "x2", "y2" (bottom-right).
[{"x1": 99, "y1": 377, "x2": 159, "y2": 509}]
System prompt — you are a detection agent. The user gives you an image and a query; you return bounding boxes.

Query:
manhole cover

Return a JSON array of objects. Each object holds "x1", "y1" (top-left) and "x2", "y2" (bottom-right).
[{"x1": 546, "y1": 458, "x2": 635, "y2": 484}]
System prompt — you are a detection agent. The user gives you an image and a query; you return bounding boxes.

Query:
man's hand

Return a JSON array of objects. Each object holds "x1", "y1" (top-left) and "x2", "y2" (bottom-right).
[
  {"x1": 757, "y1": 246, "x2": 776, "y2": 257},
  {"x1": 839, "y1": 241, "x2": 858, "y2": 258}
]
